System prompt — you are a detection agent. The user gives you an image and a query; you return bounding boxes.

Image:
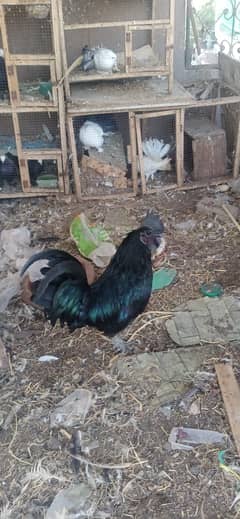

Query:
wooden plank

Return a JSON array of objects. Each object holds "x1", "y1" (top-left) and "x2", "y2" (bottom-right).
[
  {"x1": 215, "y1": 363, "x2": 240, "y2": 456},
  {"x1": 135, "y1": 116, "x2": 146, "y2": 194},
  {"x1": 0, "y1": 190, "x2": 59, "y2": 199},
  {"x1": 136, "y1": 109, "x2": 177, "y2": 119},
  {"x1": 77, "y1": 192, "x2": 135, "y2": 201},
  {"x1": 64, "y1": 19, "x2": 171, "y2": 30},
  {"x1": 7, "y1": 55, "x2": 55, "y2": 62},
  {"x1": 129, "y1": 111, "x2": 138, "y2": 195},
  {"x1": 22, "y1": 149, "x2": 62, "y2": 158},
  {"x1": 0, "y1": 0, "x2": 50, "y2": 4},
  {"x1": 67, "y1": 116, "x2": 81, "y2": 200},
  {"x1": 69, "y1": 69, "x2": 170, "y2": 84},
  {"x1": 52, "y1": 0, "x2": 69, "y2": 193},
  {"x1": 168, "y1": 0, "x2": 175, "y2": 94},
  {"x1": 176, "y1": 108, "x2": 184, "y2": 187},
  {"x1": 58, "y1": 0, "x2": 70, "y2": 98},
  {"x1": 125, "y1": 27, "x2": 132, "y2": 74},
  {"x1": 233, "y1": 112, "x2": 240, "y2": 179}
]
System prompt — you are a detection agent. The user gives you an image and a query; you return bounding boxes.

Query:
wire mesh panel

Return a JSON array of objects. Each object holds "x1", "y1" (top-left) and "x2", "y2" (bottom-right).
[
  {"x1": 18, "y1": 111, "x2": 60, "y2": 150},
  {"x1": 131, "y1": 27, "x2": 167, "y2": 73},
  {"x1": 184, "y1": 102, "x2": 240, "y2": 184},
  {"x1": 27, "y1": 157, "x2": 60, "y2": 190},
  {"x1": 63, "y1": 0, "x2": 155, "y2": 25},
  {"x1": 69, "y1": 112, "x2": 134, "y2": 198},
  {"x1": 4, "y1": 4, "x2": 53, "y2": 56},
  {"x1": 0, "y1": 113, "x2": 22, "y2": 194},
  {"x1": 15, "y1": 64, "x2": 57, "y2": 105},
  {"x1": 0, "y1": 31, "x2": 10, "y2": 105},
  {"x1": 135, "y1": 111, "x2": 180, "y2": 194}
]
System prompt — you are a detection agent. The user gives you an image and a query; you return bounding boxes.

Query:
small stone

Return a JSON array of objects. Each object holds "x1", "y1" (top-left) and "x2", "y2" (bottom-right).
[
  {"x1": 46, "y1": 437, "x2": 61, "y2": 451},
  {"x1": 175, "y1": 219, "x2": 196, "y2": 232}
]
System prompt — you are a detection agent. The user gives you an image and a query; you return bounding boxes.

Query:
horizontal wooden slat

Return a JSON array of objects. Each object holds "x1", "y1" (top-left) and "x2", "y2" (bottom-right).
[
  {"x1": 136, "y1": 109, "x2": 177, "y2": 119},
  {"x1": 22, "y1": 149, "x2": 62, "y2": 158},
  {"x1": 7, "y1": 54, "x2": 56, "y2": 63},
  {"x1": 0, "y1": 0, "x2": 50, "y2": 3},
  {"x1": 64, "y1": 19, "x2": 171, "y2": 30},
  {"x1": 69, "y1": 69, "x2": 170, "y2": 84}
]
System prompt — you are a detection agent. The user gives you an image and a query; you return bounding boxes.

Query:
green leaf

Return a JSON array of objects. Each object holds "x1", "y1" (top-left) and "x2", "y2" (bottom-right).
[{"x1": 152, "y1": 268, "x2": 177, "y2": 292}]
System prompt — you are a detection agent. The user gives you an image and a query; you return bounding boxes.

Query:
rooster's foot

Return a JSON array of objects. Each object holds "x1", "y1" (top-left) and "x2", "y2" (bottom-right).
[{"x1": 111, "y1": 336, "x2": 133, "y2": 354}]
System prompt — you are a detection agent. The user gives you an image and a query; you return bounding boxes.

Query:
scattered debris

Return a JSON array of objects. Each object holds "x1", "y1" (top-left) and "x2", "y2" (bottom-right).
[
  {"x1": 169, "y1": 427, "x2": 227, "y2": 451},
  {"x1": 222, "y1": 203, "x2": 240, "y2": 233},
  {"x1": 0, "y1": 338, "x2": 9, "y2": 370},
  {"x1": 114, "y1": 345, "x2": 219, "y2": 406},
  {"x1": 0, "y1": 273, "x2": 21, "y2": 313},
  {"x1": 196, "y1": 197, "x2": 239, "y2": 222},
  {"x1": 188, "y1": 398, "x2": 201, "y2": 415},
  {"x1": 175, "y1": 219, "x2": 197, "y2": 233},
  {"x1": 215, "y1": 184, "x2": 230, "y2": 193},
  {"x1": 230, "y1": 177, "x2": 240, "y2": 195},
  {"x1": 50, "y1": 389, "x2": 94, "y2": 428},
  {"x1": 38, "y1": 355, "x2": 59, "y2": 362},
  {"x1": 166, "y1": 294, "x2": 240, "y2": 346},
  {"x1": 199, "y1": 282, "x2": 224, "y2": 297},
  {"x1": 81, "y1": 155, "x2": 127, "y2": 190},
  {"x1": 70, "y1": 213, "x2": 116, "y2": 268},
  {"x1": 218, "y1": 450, "x2": 240, "y2": 483},
  {"x1": 216, "y1": 363, "x2": 240, "y2": 456},
  {"x1": 178, "y1": 371, "x2": 214, "y2": 411},
  {"x1": 152, "y1": 268, "x2": 177, "y2": 291},
  {"x1": 45, "y1": 484, "x2": 105, "y2": 519}
]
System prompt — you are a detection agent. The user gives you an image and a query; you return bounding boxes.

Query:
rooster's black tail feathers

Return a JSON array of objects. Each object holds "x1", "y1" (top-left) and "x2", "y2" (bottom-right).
[{"x1": 21, "y1": 249, "x2": 90, "y2": 330}]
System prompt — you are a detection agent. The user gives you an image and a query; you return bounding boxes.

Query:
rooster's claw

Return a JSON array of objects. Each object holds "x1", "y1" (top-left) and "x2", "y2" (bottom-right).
[{"x1": 111, "y1": 336, "x2": 133, "y2": 354}]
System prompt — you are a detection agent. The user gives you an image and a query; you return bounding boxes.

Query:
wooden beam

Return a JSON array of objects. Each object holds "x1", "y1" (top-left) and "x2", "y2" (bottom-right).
[
  {"x1": 7, "y1": 54, "x2": 55, "y2": 62},
  {"x1": 135, "y1": 116, "x2": 146, "y2": 194},
  {"x1": 64, "y1": 19, "x2": 171, "y2": 30},
  {"x1": 69, "y1": 69, "x2": 170, "y2": 84},
  {"x1": 136, "y1": 109, "x2": 177, "y2": 119},
  {"x1": 67, "y1": 116, "x2": 81, "y2": 200},
  {"x1": 176, "y1": 108, "x2": 185, "y2": 186},
  {"x1": 0, "y1": 0, "x2": 50, "y2": 4},
  {"x1": 215, "y1": 363, "x2": 240, "y2": 456},
  {"x1": 233, "y1": 111, "x2": 240, "y2": 179},
  {"x1": 58, "y1": 0, "x2": 71, "y2": 98},
  {"x1": 129, "y1": 111, "x2": 138, "y2": 195}
]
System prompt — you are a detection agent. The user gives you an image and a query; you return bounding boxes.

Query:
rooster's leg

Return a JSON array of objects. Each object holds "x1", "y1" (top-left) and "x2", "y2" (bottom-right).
[{"x1": 111, "y1": 336, "x2": 133, "y2": 354}]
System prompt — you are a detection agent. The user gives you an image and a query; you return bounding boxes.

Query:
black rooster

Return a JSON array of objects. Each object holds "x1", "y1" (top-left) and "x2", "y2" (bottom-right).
[{"x1": 21, "y1": 212, "x2": 164, "y2": 352}]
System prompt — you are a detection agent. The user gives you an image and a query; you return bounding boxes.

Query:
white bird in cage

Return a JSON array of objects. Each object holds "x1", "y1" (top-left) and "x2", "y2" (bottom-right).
[
  {"x1": 79, "y1": 121, "x2": 104, "y2": 152},
  {"x1": 140, "y1": 138, "x2": 172, "y2": 182},
  {"x1": 93, "y1": 48, "x2": 119, "y2": 73}
]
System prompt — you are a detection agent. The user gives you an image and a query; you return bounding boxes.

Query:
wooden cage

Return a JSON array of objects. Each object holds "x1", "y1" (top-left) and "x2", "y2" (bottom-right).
[
  {"x1": 0, "y1": 0, "x2": 68, "y2": 198},
  {"x1": 135, "y1": 97, "x2": 240, "y2": 195},
  {"x1": 67, "y1": 110, "x2": 138, "y2": 200},
  {"x1": 58, "y1": 0, "x2": 175, "y2": 97}
]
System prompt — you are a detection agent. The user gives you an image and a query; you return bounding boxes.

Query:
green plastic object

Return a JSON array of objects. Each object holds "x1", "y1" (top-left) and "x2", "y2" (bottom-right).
[
  {"x1": 70, "y1": 214, "x2": 110, "y2": 258},
  {"x1": 152, "y1": 268, "x2": 177, "y2": 292},
  {"x1": 36, "y1": 174, "x2": 58, "y2": 188},
  {"x1": 200, "y1": 282, "x2": 224, "y2": 297},
  {"x1": 39, "y1": 81, "x2": 52, "y2": 98}
]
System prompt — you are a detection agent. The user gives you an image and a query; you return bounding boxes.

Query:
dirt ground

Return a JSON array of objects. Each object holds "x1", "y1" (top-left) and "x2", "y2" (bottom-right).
[{"x1": 0, "y1": 186, "x2": 240, "y2": 518}]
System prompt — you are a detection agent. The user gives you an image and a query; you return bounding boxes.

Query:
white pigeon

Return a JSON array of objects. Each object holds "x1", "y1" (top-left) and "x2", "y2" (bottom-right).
[
  {"x1": 140, "y1": 137, "x2": 172, "y2": 182},
  {"x1": 79, "y1": 121, "x2": 104, "y2": 152},
  {"x1": 93, "y1": 48, "x2": 119, "y2": 73}
]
